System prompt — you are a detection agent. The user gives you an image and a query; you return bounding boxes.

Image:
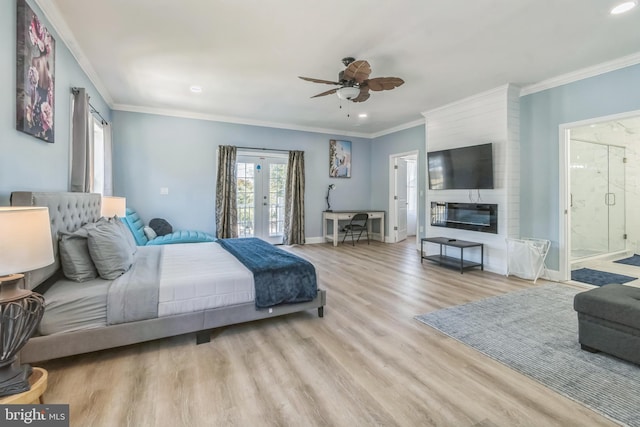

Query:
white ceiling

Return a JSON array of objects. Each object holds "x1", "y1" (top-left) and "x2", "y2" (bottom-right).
[{"x1": 39, "y1": 0, "x2": 640, "y2": 137}]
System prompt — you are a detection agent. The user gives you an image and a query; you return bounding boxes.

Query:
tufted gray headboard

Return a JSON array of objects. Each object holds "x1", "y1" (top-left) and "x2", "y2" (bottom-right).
[{"x1": 11, "y1": 191, "x2": 102, "y2": 290}]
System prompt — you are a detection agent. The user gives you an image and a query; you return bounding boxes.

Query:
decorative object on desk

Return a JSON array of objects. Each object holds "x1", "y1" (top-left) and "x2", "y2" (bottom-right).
[
  {"x1": 16, "y1": 0, "x2": 56, "y2": 143},
  {"x1": 325, "y1": 184, "x2": 335, "y2": 211},
  {"x1": 329, "y1": 139, "x2": 351, "y2": 178},
  {"x1": 101, "y1": 196, "x2": 126, "y2": 218},
  {"x1": 0, "y1": 207, "x2": 53, "y2": 397}
]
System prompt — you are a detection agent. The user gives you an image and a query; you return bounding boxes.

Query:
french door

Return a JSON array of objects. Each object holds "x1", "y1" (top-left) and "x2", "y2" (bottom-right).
[{"x1": 236, "y1": 154, "x2": 288, "y2": 244}]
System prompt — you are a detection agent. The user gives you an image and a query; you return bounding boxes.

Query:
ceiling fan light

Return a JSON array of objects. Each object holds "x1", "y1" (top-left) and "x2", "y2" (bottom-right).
[{"x1": 337, "y1": 87, "x2": 360, "y2": 100}]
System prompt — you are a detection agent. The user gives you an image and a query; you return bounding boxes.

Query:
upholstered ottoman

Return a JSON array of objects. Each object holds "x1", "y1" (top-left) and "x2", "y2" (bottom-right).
[{"x1": 574, "y1": 284, "x2": 640, "y2": 365}]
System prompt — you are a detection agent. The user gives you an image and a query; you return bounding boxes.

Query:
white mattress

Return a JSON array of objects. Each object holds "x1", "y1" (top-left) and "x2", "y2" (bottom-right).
[{"x1": 157, "y1": 242, "x2": 255, "y2": 317}]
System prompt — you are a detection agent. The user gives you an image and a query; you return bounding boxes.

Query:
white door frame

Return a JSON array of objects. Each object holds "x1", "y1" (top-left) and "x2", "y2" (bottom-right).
[
  {"x1": 389, "y1": 150, "x2": 419, "y2": 248},
  {"x1": 558, "y1": 109, "x2": 640, "y2": 281}
]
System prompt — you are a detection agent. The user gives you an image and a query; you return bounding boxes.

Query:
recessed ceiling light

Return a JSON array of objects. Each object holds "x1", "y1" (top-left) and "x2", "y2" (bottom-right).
[
  {"x1": 610, "y1": 1, "x2": 637, "y2": 14},
  {"x1": 358, "y1": 113, "x2": 368, "y2": 118},
  {"x1": 189, "y1": 85, "x2": 202, "y2": 93}
]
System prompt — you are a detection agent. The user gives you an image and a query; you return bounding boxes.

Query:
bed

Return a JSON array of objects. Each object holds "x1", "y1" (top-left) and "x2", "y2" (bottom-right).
[{"x1": 11, "y1": 191, "x2": 326, "y2": 363}]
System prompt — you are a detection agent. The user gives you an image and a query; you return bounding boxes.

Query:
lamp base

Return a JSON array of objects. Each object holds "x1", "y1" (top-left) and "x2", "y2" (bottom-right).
[{"x1": 0, "y1": 360, "x2": 32, "y2": 397}]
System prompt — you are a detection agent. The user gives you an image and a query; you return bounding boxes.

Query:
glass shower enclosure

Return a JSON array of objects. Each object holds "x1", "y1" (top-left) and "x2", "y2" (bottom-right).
[{"x1": 570, "y1": 140, "x2": 626, "y2": 260}]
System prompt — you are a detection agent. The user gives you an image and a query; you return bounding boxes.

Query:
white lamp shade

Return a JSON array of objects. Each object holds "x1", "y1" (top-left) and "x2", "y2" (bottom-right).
[
  {"x1": 337, "y1": 86, "x2": 360, "y2": 100},
  {"x1": 0, "y1": 207, "x2": 54, "y2": 277},
  {"x1": 101, "y1": 196, "x2": 126, "y2": 217}
]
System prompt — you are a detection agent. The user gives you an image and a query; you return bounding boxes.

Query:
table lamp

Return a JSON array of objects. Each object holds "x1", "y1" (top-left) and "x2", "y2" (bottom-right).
[
  {"x1": 325, "y1": 184, "x2": 336, "y2": 212},
  {"x1": 101, "y1": 196, "x2": 126, "y2": 218},
  {"x1": 0, "y1": 207, "x2": 53, "y2": 397}
]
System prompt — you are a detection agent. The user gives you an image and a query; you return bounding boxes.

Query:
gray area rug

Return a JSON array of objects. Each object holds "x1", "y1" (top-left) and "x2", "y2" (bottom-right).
[{"x1": 415, "y1": 284, "x2": 640, "y2": 427}]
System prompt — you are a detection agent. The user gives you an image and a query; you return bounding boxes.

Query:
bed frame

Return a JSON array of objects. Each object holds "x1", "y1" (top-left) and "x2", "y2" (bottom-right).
[{"x1": 11, "y1": 191, "x2": 326, "y2": 363}]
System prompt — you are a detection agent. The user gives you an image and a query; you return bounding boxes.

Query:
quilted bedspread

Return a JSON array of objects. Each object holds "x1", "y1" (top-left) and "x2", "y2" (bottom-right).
[{"x1": 217, "y1": 237, "x2": 317, "y2": 308}]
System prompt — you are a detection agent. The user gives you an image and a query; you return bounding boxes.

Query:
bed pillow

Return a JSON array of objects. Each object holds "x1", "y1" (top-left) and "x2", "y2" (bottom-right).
[
  {"x1": 149, "y1": 218, "x2": 172, "y2": 236},
  {"x1": 87, "y1": 220, "x2": 135, "y2": 279},
  {"x1": 143, "y1": 226, "x2": 157, "y2": 241},
  {"x1": 59, "y1": 226, "x2": 99, "y2": 282},
  {"x1": 113, "y1": 215, "x2": 138, "y2": 254}
]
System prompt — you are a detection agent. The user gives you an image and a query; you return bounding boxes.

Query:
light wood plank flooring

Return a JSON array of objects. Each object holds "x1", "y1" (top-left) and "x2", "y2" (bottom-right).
[{"x1": 40, "y1": 240, "x2": 618, "y2": 427}]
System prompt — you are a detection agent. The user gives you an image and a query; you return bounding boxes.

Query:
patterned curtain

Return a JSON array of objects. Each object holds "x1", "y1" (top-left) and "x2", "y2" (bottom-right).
[
  {"x1": 283, "y1": 151, "x2": 305, "y2": 245},
  {"x1": 70, "y1": 88, "x2": 93, "y2": 192},
  {"x1": 215, "y1": 145, "x2": 238, "y2": 239}
]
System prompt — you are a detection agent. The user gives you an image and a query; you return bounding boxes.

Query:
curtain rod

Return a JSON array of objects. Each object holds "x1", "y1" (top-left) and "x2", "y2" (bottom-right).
[
  {"x1": 235, "y1": 146, "x2": 291, "y2": 153},
  {"x1": 71, "y1": 87, "x2": 108, "y2": 125}
]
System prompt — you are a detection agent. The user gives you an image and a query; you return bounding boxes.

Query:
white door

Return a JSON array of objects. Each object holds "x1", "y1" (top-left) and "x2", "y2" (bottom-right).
[
  {"x1": 395, "y1": 158, "x2": 408, "y2": 242},
  {"x1": 236, "y1": 154, "x2": 288, "y2": 244}
]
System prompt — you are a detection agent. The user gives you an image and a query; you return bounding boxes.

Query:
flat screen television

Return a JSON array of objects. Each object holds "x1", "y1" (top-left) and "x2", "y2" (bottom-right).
[{"x1": 428, "y1": 143, "x2": 494, "y2": 190}]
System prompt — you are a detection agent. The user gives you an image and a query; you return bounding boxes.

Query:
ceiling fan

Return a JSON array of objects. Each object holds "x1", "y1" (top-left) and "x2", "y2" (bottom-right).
[{"x1": 299, "y1": 57, "x2": 404, "y2": 103}]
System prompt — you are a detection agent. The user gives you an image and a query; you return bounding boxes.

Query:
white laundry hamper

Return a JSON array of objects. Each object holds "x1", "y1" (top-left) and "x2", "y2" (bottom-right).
[{"x1": 506, "y1": 237, "x2": 550, "y2": 283}]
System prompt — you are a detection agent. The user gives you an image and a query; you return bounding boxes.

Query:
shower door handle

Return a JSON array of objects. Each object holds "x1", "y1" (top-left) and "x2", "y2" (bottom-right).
[{"x1": 605, "y1": 193, "x2": 616, "y2": 206}]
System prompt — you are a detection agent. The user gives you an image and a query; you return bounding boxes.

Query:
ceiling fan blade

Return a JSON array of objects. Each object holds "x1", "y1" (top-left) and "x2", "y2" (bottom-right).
[
  {"x1": 351, "y1": 86, "x2": 370, "y2": 103},
  {"x1": 299, "y1": 76, "x2": 340, "y2": 85},
  {"x1": 311, "y1": 88, "x2": 338, "y2": 98},
  {"x1": 343, "y1": 60, "x2": 371, "y2": 84},
  {"x1": 366, "y1": 77, "x2": 404, "y2": 91}
]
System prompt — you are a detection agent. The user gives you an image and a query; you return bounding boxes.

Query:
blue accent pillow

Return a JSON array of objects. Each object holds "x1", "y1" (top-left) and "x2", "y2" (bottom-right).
[{"x1": 123, "y1": 208, "x2": 148, "y2": 246}]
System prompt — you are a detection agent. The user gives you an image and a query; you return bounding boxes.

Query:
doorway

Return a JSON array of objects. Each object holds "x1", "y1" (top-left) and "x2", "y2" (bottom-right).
[
  {"x1": 236, "y1": 152, "x2": 288, "y2": 244},
  {"x1": 389, "y1": 151, "x2": 419, "y2": 246},
  {"x1": 569, "y1": 139, "x2": 625, "y2": 260},
  {"x1": 559, "y1": 111, "x2": 640, "y2": 281}
]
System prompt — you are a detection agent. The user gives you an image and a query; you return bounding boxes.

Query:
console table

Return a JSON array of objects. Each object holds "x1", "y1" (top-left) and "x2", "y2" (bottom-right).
[
  {"x1": 421, "y1": 237, "x2": 483, "y2": 273},
  {"x1": 323, "y1": 211, "x2": 385, "y2": 246}
]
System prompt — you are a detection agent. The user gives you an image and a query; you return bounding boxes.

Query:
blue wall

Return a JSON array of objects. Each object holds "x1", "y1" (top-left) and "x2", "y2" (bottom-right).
[
  {"x1": 520, "y1": 63, "x2": 640, "y2": 270},
  {"x1": 112, "y1": 111, "x2": 374, "y2": 237},
  {"x1": 0, "y1": 0, "x2": 111, "y2": 205},
  {"x1": 6, "y1": 1, "x2": 638, "y2": 252},
  {"x1": 370, "y1": 125, "x2": 426, "y2": 236}
]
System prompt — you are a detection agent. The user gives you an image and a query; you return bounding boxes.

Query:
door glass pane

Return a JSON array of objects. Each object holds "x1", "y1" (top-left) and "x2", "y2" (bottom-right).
[
  {"x1": 570, "y1": 140, "x2": 609, "y2": 259},
  {"x1": 269, "y1": 164, "x2": 287, "y2": 237},
  {"x1": 236, "y1": 162, "x2": 255, "y2": 237}
]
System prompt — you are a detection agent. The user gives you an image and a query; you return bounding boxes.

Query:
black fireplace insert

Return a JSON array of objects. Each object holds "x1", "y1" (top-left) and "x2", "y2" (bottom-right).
[{"x1": 430, "y1": 202, "x2": 498, "y2": 234}]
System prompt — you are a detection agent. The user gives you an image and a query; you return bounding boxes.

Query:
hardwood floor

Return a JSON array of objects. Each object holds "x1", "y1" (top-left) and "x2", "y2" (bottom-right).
[{"x1": 40, "y1": 240, "x2": 617, "y2": 427}]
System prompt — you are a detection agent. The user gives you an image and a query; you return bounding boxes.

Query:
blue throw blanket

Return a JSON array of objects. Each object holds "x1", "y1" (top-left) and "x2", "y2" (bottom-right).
[{"x1": 217, "y1": 238, "x2": 318, "y2": 308}]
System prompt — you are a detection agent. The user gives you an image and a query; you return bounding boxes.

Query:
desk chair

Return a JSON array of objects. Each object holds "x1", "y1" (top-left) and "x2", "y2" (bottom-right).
[{"x1": 342, "y1": 213, "x2": 370, "y2": 246}]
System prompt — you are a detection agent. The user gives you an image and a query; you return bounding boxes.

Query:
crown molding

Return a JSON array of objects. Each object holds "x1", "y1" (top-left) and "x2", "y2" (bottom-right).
[
  {"x1": 369, "y1": 118, "x2": 425, "y2": 138},
  {"x1": 111, "y1": 104, "x2": 375, "y2": 139},
  {"x1": 33, "y1": 0, "x2": 114, "y2": 106},
  {"x1": 520, "y1": 51, "x2": 640, "y2": 97},
  {"x1": 421, "y1": 84, "x2": 512, "y2": 117}
]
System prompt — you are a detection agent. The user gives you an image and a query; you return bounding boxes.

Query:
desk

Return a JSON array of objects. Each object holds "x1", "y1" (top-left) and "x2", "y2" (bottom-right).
[{"x1": 323, "y1": 211, "x2": 385, "y2": 246}]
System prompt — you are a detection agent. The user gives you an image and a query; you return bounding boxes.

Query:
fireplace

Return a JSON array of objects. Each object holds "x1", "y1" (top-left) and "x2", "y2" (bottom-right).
[{"x1": 430, "y1": 202, "x2": 498, "y2": 234}]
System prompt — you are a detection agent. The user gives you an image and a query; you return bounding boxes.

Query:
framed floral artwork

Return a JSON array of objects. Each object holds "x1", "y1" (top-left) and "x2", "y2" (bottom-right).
[
  {"x1": 16, "y1": 0, "x2": 55, "y2": 143},
  {"x1": 329, "y1": 139, "x2": 351, "y2": 178}
]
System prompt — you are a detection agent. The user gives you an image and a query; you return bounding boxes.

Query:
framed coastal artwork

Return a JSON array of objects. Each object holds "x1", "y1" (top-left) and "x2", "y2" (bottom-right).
[
  {"x1": 329, "y1": 139, "x2": 351, "y2": 178},
  {"x1": 16, "y1": 0, "x2": 56, "y2": 143}
]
